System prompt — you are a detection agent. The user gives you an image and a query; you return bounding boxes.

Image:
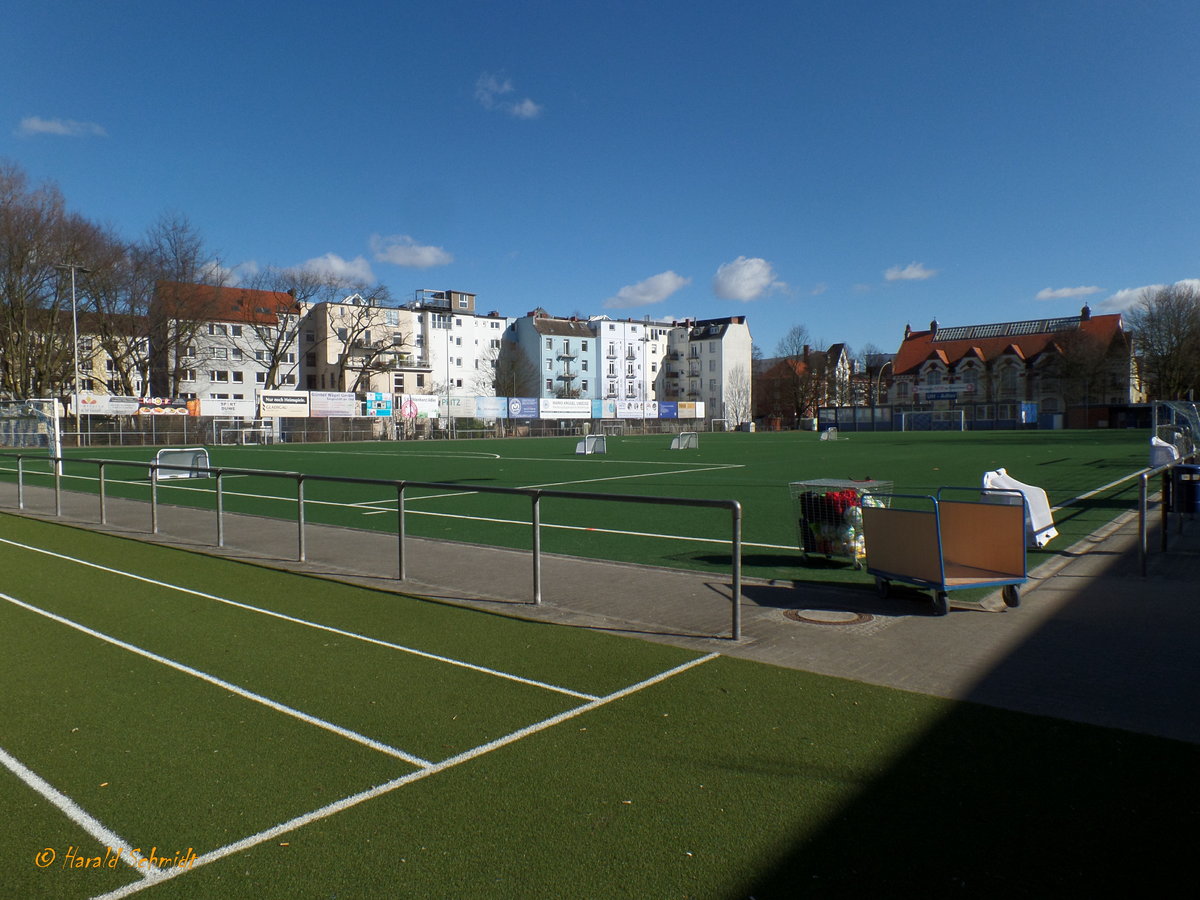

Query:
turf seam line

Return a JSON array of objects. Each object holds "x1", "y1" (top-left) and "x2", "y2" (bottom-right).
[
  {"x1": 88, "y1": 651, "x2": 721, "y2": 900},
  {"x1": 0, "y1": 746, "x2": 160, "y2": 879},
  {"x1": 0, "y1": 537, "x2": 598, "y2": 701},
  {"x1": 0, "y1": 591, "x2": 434, "y2": 768}
]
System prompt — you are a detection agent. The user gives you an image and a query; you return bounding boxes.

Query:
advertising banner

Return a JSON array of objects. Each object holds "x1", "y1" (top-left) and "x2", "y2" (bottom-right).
[
  {"x1": 474, "y1": 396, "x2": 508, "y2": 419},
  {"x1": 539, "y1": 398, "x2": 591, "y2": 419},
  {"x1": 506, "y1": 397, "x2": 539, "y2": 419},
  {"x1": 658, "y1": 401, "x2": 678, "y2": 419},
  {"x1": 138, "y1": 397, "x2": 191, "y2": 416},
  {"x1": 310, "y1": 391, "x2": 358, "y2": 418},
  {"x1": 258, "y1": 390, "x2": 310, "y2": 417},
  {"x1": 398, "y1": 394, "x2": 440, "y2": 419},
  {"x1": 592, "y1": 398, "x2": 618, "y2": 419},
  {"x1": 447, "y1": 396, "x2": 477, "y2": 418},
  {"x1": 616, "y1": 400, "x2": 659, "y2": 419},
  {"x1": 75, "y1": 393, "x2": 140, "y2": 416},
  {"x1": 199, "y1": 398, "x2": 256, "y2": 417},
  {"x1": 363, "y1": 392, "x2": 393, "y2": 418}
]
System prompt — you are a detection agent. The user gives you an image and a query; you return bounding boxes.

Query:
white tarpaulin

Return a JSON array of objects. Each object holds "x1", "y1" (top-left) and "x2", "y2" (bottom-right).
[{"x1": 982, "y1": 468, "x2": 1058, "y2": 549}]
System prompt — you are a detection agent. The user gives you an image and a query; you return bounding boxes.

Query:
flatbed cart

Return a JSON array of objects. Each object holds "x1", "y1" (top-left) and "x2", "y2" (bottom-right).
[{"x1": 860, "y1": 488, "x2": 1028, "y2": 616}]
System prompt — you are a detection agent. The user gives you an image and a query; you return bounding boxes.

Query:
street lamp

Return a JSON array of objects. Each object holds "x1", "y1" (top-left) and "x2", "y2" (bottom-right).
[{"x1": 54, "y1": 263, "x2": 91, "y2": 439}]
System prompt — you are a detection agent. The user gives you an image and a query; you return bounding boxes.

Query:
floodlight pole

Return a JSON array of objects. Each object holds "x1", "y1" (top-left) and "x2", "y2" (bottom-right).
[{"x1": 55, "y1": 263, "x2": 91, "y2": 440}]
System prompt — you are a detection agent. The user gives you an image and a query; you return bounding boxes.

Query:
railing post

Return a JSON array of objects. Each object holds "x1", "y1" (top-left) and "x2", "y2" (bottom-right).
[
  {"x1": 17, "y1": 456, "x2": 25, "y2": 510},
  {"x1": 396, "y1": 483, "x2": 406, "y2": 580},
  {"x1": 1138, "y1": 473, "x2": 1147, "y2": 576},
  {"x1": 297, "y1": 475, "x2": 306, "y2": 562},
  {"x1": 54, "y1": 455, "x2": 62, "y2": 517},
  {"x1": 216, "y1": 470, "x2": 225, "y2": 547},
  {"x1": 531, "y1": 491, "x2": 542, "y2": 605},
  {"x1": 731, "y1": 501, "x2": 743, "y2": 640},
  {"x1": 151, "y1": 466, "x2": 159, "y2": 534},
  {"x1": 1161, "y1": 469, "x2": 1170, "y2": 551},
  {"x1": 99, "y1": 461, "x2": 107, "y2": 525}
]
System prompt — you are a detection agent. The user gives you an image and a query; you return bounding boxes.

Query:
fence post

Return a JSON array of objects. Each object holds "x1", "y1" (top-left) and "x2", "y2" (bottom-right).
[
  {"x1": 1138, "y1": 473, "x2": 1148, "y2": 576},
  {"x1": 531, "y1": 492, "x2": 542, "y2": 605},
  {"x1": 1162, "y1": 469, "x2": 1171, "y2": 550},
  {"x1": 396, "y1": 482, "x2": 406, "y2": 580},
  {"x1": 17, "y1": 456, "x2": 25, "y2": 510},
  {"x1": 297, "y1": 475, "x2": 306, "y2": 562},
  {"x1": 99, "y1": 461, "x2": 107, "y2": 525},
  {"x1": 216, "y1": 470, "x2": 225, "y2": 547}
]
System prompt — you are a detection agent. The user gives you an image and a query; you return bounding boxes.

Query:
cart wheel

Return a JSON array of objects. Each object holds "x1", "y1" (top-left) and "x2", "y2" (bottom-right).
[
  {"x1": 931, "y1": 592, "x2": 950, "y2": 616},
  {"x1": 875, "y1": 576, "x2": 889, "y2": 599},
  {"x1": 1002, "y1": 584, "x2": 1021, "y2": 608}
]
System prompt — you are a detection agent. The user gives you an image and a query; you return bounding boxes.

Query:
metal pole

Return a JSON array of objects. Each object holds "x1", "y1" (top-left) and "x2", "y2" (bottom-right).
[
  {"x1": 216, "y1": 470, "x2": 225, "y2": 547},
  {"x1": 297, "y1": 476, "x2": 306, "y2": 561},
  {"x1": 17, "y1": 456, "x2": 25, "y2": 510},
  {"x1": 1138, "y1": 473, "x2": 1147, "y2": 576},
  {"x1": 1162, "y1": 470, "x2": 1171, "y2": 550},
  {"x1": 151, "y1": 466, "x2": 159, "y2": 534},
  {"x1": 531, "y1": 492, "x2": 542, "y2": 605},
  {"x1": 396, "y1": 483, "x2": 406, "y2": 580},
  {"x1": 731, "y1": 502, "x2": 743, "y2": 640},
  {"x1": 99, "y1": 461, "x2": 107, "y2": 525},
  {"x1": 54, "y1": 456, "x2": 62, "y2": 517}
]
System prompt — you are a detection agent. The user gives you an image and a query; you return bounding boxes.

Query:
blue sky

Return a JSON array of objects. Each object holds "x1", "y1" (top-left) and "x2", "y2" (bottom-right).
[{"x1": 4, "y1": 0, "x2": 1198, "y2": 358}]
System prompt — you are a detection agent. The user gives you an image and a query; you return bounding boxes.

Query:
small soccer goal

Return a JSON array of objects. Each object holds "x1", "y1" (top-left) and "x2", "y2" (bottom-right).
[
  {"x1": 669, "y1": 431, "x2": 699, "y2": 450},
  {"x1": 600, "y1": 420, "x2": 625, "y2": 436},
  {"x1": 0, "y1": 399, "x2": 63, "y2": 460},
  {"x1": 819, "y1": 427, "x2": 839, "y2": 441},
  {"x1": 152, "y1": 447, "x2": 212, "y2": 480},
  {"x1": 709, "y1": 418, "x2": 734, "y2": 432},
  {"x1": 575, "y1": 434, "x2": 607, "y2": 455}
]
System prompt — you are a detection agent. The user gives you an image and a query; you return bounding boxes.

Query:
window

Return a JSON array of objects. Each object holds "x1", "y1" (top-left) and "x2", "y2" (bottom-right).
[
  {"x1": 393, "y1": 374, "x2": 405, "y2": 391},
  {"x1": 284, "y1": 353, "x2": 295, "y2": 363},
  {"x1": 208, "y1": 324, "x2": 227, "y2": 336},
  {"x1": 581, "y1": 380, "x2": 588, "y2": 392},
  {"x1": 545, "y1": 379, "x2": 553, "y2": 391},
  {"x1": 582, "y1": 341, "x2": 588, "y2": 351},
  {"x1": 490, "y1": 339, "x2": 500, "y2": 349},
  {"x1": 183, "y1": 345, "x2": 196, "y2": 357},
  {"x1": 231, "y1": 325, "x2": 242, "y2": 337},
  {"x1": 255, "y1": 372, "x2": 266, "y2": 383},
  {"x1": 925, "y1": 369, "x2": 942, "y2": 386},
  {"x1": 545, "y1": 338, "x2": 553, "y2": 350},
  {"x1": 232, "y1": 393, "x2": 244, "y2": 400},
  {"x1": 337, "y1": 328, "x2": 348, "y2": 341},
  {"x1": 582, "y1": 360, "x2": 588, "y2": 371},
  {"x1": 281, "y1": 373, "x2": 296, "y2": 384},
  {"x1": 255, "y1": 350, "x2": 266, "y2": 361},
  {"x1": 105, "y1": 359, "x2": 115, "y2": 372},
  {"x1": 232, "y1": 371, "x2": 244, "y2": 383},
  {"x1": 455, "y1": 336, "x2": 462, "y2": 346},
  {"x1": 79, "y1": 337, "x2": 94, "y2": 352},
  {"x1": 181, "y1": 369, "x2": 196, "y2": 382},
  {"x1": 385, "y1": 309, "x2": 399, "y2": 325},
  {"x1": 231, "y1": 349, "x2": 243, "y2": 360},
  {"x1": 306, "y1": 353, "x2": 317, "y2": 367},
  {"x1": 212, "y1": 393, "x2": 229, "y2": 400},
  {"x1": 210, "y1": 348, "x2": 227, "y2": 360},
  {"x1": 210, "y1": 370, "x2": 229, "y2": 383},
  {"x1": 304, "y1": 331, "x2": 315, "y2": 343},
  {"x1": 547, "y1": 360, "x2": 553, "y2": 371},
  {"x1": 458, "y1": 298, "x2": 468, "y2": 309}
]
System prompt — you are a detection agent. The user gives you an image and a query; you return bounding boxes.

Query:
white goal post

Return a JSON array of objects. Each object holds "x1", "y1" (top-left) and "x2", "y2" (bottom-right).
[
  {"x1": 0, "y1": 399, "x2": 63, "y2": 460},
  {"x1": 575, "y1": 434, "x2": 607, "y2": 455},
  {"x1": 152, "y1": 447, "x2": 212, "y2": 480},
  {"x1": 669, "y1": 432, "x2": 699, "y2": 450},
  {"x1": 899, "y1": 410, "x2": 966, "y2": 432},
  {"x1": 819, "y1": 427, "x2": 838, "y2": 441},
  {"x1": 599, "y1": 420, "x2": 625, "y2": 436},
  {"x1": 709, "y1": 418, "x2": 734, "y2": 432}
]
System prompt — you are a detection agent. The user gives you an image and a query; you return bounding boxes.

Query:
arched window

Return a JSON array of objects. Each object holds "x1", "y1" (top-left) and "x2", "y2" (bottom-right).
[{"x1": 999, "y1": 365, "x2": 1018, "y2": 396}]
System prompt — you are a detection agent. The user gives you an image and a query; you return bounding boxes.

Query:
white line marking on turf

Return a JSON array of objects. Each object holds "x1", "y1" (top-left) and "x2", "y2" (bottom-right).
[
  {"x1": 89, "y1": 652, "x2": 721, "y2": 899},
  {"x1": 0, "y1": 746, "x2": 159, "y2": 879},
  {"x1": 0, "y1": 537, "x2": 597, "y2": 702},
  {"x1": 0, "y1": 591, "x2": 433, "y2": 768}
]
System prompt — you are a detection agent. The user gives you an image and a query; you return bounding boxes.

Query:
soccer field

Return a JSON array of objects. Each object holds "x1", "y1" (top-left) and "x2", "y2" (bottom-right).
[
  {"x1": 2, "y1": 429, "x2": 1150, "y2": 585},
  {"x1": 1, "y1": 511, "x2": 1195, "y2": 898}
]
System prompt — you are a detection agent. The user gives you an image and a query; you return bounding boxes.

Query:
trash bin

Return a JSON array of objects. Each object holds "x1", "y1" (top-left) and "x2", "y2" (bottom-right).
[{"x1": 1173, "y1": 465, "x2": 1200, "y2": 515}]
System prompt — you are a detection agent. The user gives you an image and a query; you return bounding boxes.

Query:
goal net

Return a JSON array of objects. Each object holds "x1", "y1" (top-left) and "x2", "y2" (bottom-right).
[
  {"x1": 669, "y1": 431, "x2": 698, "y2": 450},
  {"x1": 0, "y1": 399, "x2": 63, "y2": 460},
  {"x1": 899, "y1": 410, "x2": 966, "y2": 432},
  {"x1": 153, "y1": 447, "x2": 212, "y2": 480},
  {"x1": 600, "y1": 420, "x2": 625, "y2": 436},
  {"x1": 575, "y1": 434, "x2": 607, "y2": 455},
  {"x1": 1154, "y1": 401, "x2": 1199, "y2": 458},
  {"x1": 819, "y1": 427, "x2": 838, "y2": 441},
  {"x1": 709, "y1": 418, "x2": 733, "y2": 432}
]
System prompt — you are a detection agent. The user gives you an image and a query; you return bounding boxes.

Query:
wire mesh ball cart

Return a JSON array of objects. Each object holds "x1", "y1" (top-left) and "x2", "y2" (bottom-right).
[
  {"x1": 861, "y1": 487, "x2": 1028, "y2": 616},
  {"x1": 789, "y1": 478, "x2": 894, "y2": 569}
]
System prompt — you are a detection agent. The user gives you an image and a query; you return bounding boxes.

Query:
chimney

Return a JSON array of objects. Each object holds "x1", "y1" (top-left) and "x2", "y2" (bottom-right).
[
  {"x1": 930, "y1": 318, "x2": 939, "y2": 338},
  {"x1": 904, "y1": 323, "x2": 912, "y2": 339},
  {"x1": 803, "y1": 344, "x2": 810, "y2": 360},
  {"x1": 1081, "y1": 304, "x2": 1091, "y2": 321}
]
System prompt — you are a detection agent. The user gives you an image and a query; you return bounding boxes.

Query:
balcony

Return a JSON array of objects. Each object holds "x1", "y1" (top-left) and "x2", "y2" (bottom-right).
[{"x1": 557, "y1": 350, "x2": 577, "y2": 361}]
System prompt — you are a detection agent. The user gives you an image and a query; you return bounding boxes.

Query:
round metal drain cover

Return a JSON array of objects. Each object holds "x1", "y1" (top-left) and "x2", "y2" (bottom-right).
[{"x1": 784, "y1": 609, "x2": 874, "y2": 626}]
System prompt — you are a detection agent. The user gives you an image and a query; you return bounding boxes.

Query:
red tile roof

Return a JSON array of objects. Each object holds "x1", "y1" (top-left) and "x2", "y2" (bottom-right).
[
  {"x1": 893, "y1": 313, "x2": 1125, "y2": 375},
  {"x1": 153, "y1": 281, "x2": 299, "y2": 324}
]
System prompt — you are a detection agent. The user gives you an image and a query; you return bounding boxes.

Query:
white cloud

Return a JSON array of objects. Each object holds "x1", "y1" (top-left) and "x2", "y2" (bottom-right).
[
  {"x1": 370, "y1": 234, "x2": 453, "y2": 269},
  {"x1": 301, "y1": 253, "x2": 375, "y2": 283},
  {"x1": 17, "y1": 116, "x2": 107, "y2": 138},
  {"x1": 713, "y1": 256, "x2": 784, "y2": 301},
  {"x1": 1036, "y1": 285, "x2": 1102, "y2": 301},
  {"x1": 475, "y1": 72, "x2": 543, "y2": 119},
  {"x1": 604, "y1": 271, "x2": 691, "y2": 309},
  {"x1": 1096, "y1": 278, "x2": 1200, "y2": 313},
  {"x1": 809, "y1": 283, "x2": 828, "y2": 296},
  {"x1": 884, "y1": 261, "x2": 937, "y2": 281}
]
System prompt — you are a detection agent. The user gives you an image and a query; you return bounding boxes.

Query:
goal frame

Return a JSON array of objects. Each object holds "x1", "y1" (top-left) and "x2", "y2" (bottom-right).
[
  {"x1": 575, "y1": 434, "x2": 607, "y2": 455},
  {"x1": 899, "y1": 409, "x2": 966, "y2": 432}
]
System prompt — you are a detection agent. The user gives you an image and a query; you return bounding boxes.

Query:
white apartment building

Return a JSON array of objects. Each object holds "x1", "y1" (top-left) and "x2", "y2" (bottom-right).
[{"x1": 663, "y1": 316, "x2": 753, "y2": 418}]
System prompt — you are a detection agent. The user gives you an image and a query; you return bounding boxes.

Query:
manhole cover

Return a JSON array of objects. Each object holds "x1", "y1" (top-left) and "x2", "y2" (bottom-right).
[{"x1": 784, "y1": 609, "x2": 874, "y2": 626}]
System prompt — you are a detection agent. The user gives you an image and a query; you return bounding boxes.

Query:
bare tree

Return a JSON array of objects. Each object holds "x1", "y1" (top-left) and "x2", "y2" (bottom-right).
[
  {"x1": 491, "y1": 339, "x2": 542, "y2": 397},
  {"x1": 725, "y1": 363, "x2": 753, "y2": 424},
  {"x1": 774, "y1": 325, "x2": 827, "y2": 419},
  {"x1": 1125, "y1": 284, "x2": 1200, "y2": 399}
]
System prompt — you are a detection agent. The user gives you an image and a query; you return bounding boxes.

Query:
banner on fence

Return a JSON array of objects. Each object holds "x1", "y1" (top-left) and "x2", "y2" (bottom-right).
[
  {"x1": 616, "y1": 400, "x2": 659, "y2": 419},
  {"x1": 446, "y1": 395, "x2": 477, "y2": 418},
  {"x1": 539, "y1": 398, "x2": 591, "y2": 419},
  {"x1": 138, "y1": 397, "x2": 191, "y2": 416},
  {"x1": 677, "y1": 401, "x2": 705, "y2": 419},
  {"x1": 74, "y1": 393, "x2": 140, "y2": 416},
  {"x1": 474, "y1": 396, "x2": 508, "y2": 419},
  {"x1": 363, "y1": 392, "x2": 393, "y2": 418},
  {"x1": 507, "y1": 397, "x2": 539, "y2": 418},
  {"x1": 592, "y1": 398, "x2": 618, "y2": 419},
  {"x1": 398, "y1": 394, "x2": 440, "y2": 419},
  {"x1": 310, "y1": 391, "x2": 358, "y2": 417},
  {"x1": 258, "y1": 390, "x2": 310, "y2": 417},
  {"x1": 200, "y1": 398, "x2": 256, "y2": 417},
  {"x1": 658, "y1": 401, "x2": 678, "y2": 419}
]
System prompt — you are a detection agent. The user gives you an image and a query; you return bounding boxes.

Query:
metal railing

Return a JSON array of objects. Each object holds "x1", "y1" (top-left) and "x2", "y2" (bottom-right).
[
  {"x1": 1, "y1": 451, "x2": 744, "y2": 639},
  {"x1": 1138, "y1": 451, "x2": 1198, "y2": 576}
]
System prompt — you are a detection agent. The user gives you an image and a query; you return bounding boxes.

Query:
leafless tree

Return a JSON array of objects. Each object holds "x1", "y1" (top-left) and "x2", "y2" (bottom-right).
[
  {"x1": 725, "y1": 363, "x2": 753, "y2": 424},
  {"x1": 1125, "y1": 284, "x2": 1200, "y2": 399}
]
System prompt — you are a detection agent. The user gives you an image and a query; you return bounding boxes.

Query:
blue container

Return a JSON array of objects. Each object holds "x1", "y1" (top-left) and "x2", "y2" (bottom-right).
[{"x1": 1173, "y1": 464, "x2": 1200, "y2": 515}]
